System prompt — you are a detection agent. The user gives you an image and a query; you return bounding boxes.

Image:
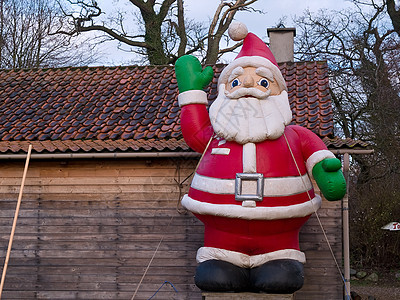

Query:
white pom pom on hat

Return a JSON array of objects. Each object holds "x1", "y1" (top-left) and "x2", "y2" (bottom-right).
[
  {"x1": 226, "y1": 21, "x2": 278, "y2": 67},
  {"x1": 228, "y1": 21, "x2": 248, "y2": 41}
]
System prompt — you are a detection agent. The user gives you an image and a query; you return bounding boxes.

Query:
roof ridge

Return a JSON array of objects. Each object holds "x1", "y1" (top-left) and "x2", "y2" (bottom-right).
[
  {"x1": 0, "y1": 61, "x2": 330, "y2": 73},
  {"x1": 0, "y1": 64, "x2": 177, "y2": 73}
]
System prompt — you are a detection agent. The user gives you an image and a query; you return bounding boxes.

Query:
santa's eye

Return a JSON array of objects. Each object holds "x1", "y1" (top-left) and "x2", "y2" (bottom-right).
[
  {"x1": 231, "y1": 78, "x2": 241, "y2": 88},
  {"x1": 258, "y1": 78, "x2": 269, "y2": 88}
]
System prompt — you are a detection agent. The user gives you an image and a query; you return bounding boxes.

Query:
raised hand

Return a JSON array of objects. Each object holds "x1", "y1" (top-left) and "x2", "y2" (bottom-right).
[{"x1": 175, "y1": 55, "x2": 214, "y2": 93}]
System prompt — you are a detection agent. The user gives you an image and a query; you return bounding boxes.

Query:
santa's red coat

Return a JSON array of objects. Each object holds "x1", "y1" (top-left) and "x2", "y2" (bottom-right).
[{"x1": 180, "y1": 103, "x2": 333, "y2": 261}]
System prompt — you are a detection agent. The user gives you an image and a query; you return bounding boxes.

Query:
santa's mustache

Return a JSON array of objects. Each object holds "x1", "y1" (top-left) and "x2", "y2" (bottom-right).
[{"x1": 224, "y1": 87, "x2": 271, "y2": 100}]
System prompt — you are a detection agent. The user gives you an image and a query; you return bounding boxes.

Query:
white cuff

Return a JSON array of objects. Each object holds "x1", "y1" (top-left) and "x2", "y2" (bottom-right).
[
  {"x1": 178, "y1": 90, "x2": 208, "y2": 107},
  {"x1": 181, "y1": 194, "x2": 321, "y2": 220},
  {"x1": 306, "y1": 150, "x2": 335, "y2": 176},
  {"x1": 196, "y1": 247, "x2": 306, "y2": 268}
]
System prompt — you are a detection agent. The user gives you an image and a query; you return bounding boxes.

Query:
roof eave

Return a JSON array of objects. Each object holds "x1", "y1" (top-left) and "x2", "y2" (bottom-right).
[
  {"x1": 0, "y1": 151, "x2": 201, "y2": 160},
  {"x1": 0, "y1": 147, "x2": 374, "y2": 160},
  {"x1": 329, "y1": 148, "x2": 374, "y2": 155}
]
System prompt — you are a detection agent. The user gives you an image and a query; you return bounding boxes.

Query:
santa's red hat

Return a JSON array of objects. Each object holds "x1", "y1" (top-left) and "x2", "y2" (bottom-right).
[{"x1": 218, "y1": 22, "x2": 286, "y2": 91}]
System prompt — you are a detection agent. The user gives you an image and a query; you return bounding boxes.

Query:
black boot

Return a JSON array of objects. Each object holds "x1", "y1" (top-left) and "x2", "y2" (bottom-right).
[
  {"x1": 250, "y1": 259, "x2": 304, "y2": 294},
  {"x1": 195, "y1": 259, "x2": 250, "y2": 292}
]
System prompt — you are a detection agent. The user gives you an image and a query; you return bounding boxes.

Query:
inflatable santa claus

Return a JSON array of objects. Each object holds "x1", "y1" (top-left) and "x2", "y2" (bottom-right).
[{"x1": 174, "y1": 22, "x2": 346, "y2": 294}]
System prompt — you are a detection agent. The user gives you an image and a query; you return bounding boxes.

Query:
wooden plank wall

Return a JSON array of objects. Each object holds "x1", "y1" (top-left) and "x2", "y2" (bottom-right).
[
  {"x1": 0, "y1": 157, "x2": 202, "y2": 299},
  {"x1": 0, "y1": 157, "x2": 342, "y2": 299},
  {"x1": 297, "y1": 196, "x2": 343, "y2": 299}
]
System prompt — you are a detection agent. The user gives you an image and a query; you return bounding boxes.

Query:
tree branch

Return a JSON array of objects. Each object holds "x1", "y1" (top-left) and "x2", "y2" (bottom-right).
[
  {"x1": 79, "y1": 24, "x2": 148, "y2": 47},
  {"x1": 387, "y1": 0, "x2": 400, "y2": 35},
  {"x1": 158, "y1": 0, "x2": 177, "y2": 20},
  {"x1": 128, "y1": 0, "x2": 151, "y2": 13},
  {"x1": 218, "y1": 40, "x2": 243, "y2": 54},
  {"x1": 175, "y1": 0, "x2": 186, "y2": 57}
]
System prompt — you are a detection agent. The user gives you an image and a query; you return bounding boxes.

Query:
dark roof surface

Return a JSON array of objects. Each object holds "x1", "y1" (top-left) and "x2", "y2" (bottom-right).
[{"x1": 0, "y1": 62, "x2": 366, "y2": 154}]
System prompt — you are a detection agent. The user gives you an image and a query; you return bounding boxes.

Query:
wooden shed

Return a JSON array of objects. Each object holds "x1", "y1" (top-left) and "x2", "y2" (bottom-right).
[{"x1": 0, "y1": 63, "x2": 369, "y2": 299}]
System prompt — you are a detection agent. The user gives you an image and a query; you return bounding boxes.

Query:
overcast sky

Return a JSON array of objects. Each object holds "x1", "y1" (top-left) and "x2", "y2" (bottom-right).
[
  {"x1": 184, "y1": 0, "x2": 353, "y2": 39},
  {"x1": 94, "y1": 0, "x2": 355, "y2": 66}
]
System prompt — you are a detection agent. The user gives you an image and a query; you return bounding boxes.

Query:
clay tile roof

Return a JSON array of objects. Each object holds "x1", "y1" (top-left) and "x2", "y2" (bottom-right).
[
  {"x1": 0, "y1": 63, "x2": 368, "y2": 155},
  {"x1": 322, "y1": 136, "x2": 370, "y2": 149}
]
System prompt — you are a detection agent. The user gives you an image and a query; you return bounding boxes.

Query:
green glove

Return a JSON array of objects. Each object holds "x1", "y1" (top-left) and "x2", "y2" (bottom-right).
[
  {"x1": 312, "y1": 158, "x2": 347, "y2": 201},
  {"x1": 175, "y1": 55, "x2": 214, "y2": 93}
]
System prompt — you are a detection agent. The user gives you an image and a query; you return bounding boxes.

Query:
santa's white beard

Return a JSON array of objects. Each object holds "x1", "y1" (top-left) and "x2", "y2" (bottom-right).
[{"x1": 209, "y1": 84, "x2": 292, "y2": 144}]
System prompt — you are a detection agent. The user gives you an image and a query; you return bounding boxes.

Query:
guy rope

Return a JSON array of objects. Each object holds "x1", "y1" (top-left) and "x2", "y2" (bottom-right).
[
  {"x1": 131, "y1": 137, "x2": 213, "y2": 299},
  {"x1": 283, "y1": 133, "x2": 350, "y2": 299}
]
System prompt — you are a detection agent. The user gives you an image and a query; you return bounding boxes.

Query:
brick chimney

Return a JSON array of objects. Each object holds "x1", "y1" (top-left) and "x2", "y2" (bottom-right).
[{"x1": 267, "y1": 27, "x2": 296, "y2": 63}]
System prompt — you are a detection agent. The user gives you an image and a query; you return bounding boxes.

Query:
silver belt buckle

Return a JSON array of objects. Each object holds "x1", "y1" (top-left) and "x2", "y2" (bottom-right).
[{"x1": 235, "y1": 173, "x2": 264, "y2": 202}]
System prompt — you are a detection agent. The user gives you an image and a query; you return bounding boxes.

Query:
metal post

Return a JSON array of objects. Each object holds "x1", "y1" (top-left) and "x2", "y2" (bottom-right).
[{"x1": 342, "y1": 153, "x2": 351, "y2": 299}]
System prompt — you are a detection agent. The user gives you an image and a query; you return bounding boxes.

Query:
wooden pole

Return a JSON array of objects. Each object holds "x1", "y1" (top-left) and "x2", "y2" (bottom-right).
[
  {"x1": 0, "y1": 145, "x2": 32, "y2": 298},
  {"x1": 342, "y1": 153, "x2": 351, "y2": 299}
]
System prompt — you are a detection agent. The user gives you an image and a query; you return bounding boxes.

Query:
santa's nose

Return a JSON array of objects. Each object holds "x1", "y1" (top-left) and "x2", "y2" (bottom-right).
[{"x1": 242, "y1": 75, "x2": 255, "y2": 87}]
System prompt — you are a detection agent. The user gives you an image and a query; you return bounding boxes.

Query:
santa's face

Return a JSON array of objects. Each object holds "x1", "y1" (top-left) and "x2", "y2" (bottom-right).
[
  {"x1": 209, "y1": 66, "x2": 292, "y2": 144},
  {"x1": 225, "y1": 66, "x2": 281, "y2": 96}
]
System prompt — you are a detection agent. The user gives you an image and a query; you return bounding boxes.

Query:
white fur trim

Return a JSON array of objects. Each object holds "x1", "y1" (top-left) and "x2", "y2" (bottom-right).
[
  {"x1": 177, "y1": 90, "x2": 208, "y2": 107},
  {"x1": 190, "y1": 173, "x2": 312, "y2": 197},
  {"x1": 243, "y1": 143, "x2": 257, "y2": 172},
  {"x1": 218, "y1": 56, "x2": 287, "y2": 91},
  {"x1": 211, "y1": 148, "x2": 230, "y2": 155},
  {"x1": 181, "y1": 194, "x2": 321, "y2": 220},
  {"x1": 228, "y1": 21, "x2": 248, "y2": 41},
  {"x1": 217, "y1": 139, "x2": 226, "y2": 146},
  {"x1": 196, "y1": 247, "x2": 306, "y2": 268},
  {"x1": 242, "y1": 200, "x2": 257, "y2": 207},
  {"x1": 306, "y1": 150, "x2": 335, "y2": 176}
]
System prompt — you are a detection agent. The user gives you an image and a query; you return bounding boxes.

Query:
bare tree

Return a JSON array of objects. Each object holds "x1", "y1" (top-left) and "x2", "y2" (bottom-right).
[
  {"x1": 55, "y1": 0, "x2": 259, "y2": 65},
  {"x1": 294, "y1": 0, "x2": 400, "y2": 267},
  {"x1": 295, "y1": 2, "x2": 400, "y2": 144},
  {"x1": 295, "y1": 1, "x2": 400, "y2": 182},
  {"x1": 0, "y1": 0, "x2": 97, "y2": 69}
]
